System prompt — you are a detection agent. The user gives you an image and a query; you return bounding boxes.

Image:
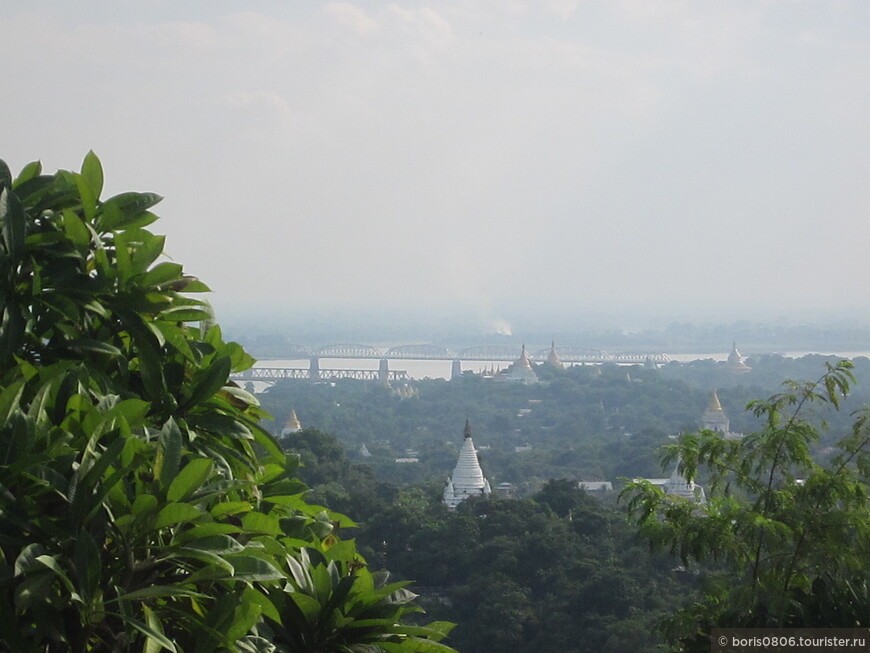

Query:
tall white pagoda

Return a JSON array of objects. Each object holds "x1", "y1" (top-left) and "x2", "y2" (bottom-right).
[{"x1": 443, "y1": 420, "x2": 492, "y2": 510}]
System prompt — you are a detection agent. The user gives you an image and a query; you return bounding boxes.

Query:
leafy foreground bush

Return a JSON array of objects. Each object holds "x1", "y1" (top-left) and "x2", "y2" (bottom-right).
[
  {"x1": 0, "y1": 154, "x2": 456, "y2": 652},
  {"x1": 622, "y1": 361, "x2": 870, "y2": 652}
]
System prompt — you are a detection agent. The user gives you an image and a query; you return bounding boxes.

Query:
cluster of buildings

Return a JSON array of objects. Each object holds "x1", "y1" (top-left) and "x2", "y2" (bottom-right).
[
  {"x1": 453, "y1": 342, "x2": 564, "y2": 384},
  {"x1": 279, "y1": 343, "x2": 753, "y2": 511},
  {"x1": 439, "y1": 386, "x2": 746, "y2": 510}
]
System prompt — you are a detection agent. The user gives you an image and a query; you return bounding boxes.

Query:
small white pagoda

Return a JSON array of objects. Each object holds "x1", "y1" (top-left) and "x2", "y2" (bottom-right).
[
  {"x1": 443, "y1": 420, "x2": 492, "y2": 510},
  {"x1": 644, "y1": 459, "x2": 706, "y2": 505},
  {"x1": 726, "y1": 341, "x2": 751, "y2": 373},
  {"x1": 663, "y1": 460, "x2": 706, "y2": 504}
]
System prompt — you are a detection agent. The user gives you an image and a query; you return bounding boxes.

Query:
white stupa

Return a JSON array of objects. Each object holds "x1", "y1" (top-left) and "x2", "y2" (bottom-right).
[
  {"x1": 663, "y1": 459, "x2": 706, "y2": 504},
  {"x1": 443, "y1": 420, "x2": 492, "y2": 510},
  {"x1": 726, "y1": 341, "x2": 751, "y2": 373},
  {"x1": 499, "y1": 345, "x2": 539, "y2": 384}
]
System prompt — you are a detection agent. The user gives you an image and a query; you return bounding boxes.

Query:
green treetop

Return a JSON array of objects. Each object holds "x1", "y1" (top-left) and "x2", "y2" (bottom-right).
[
  {"x1": 621, "y1": 360, "x2": 870, "y2": 651},
  {"x1": 0, "y1": 153, "x2": 456, "y2": 653}
]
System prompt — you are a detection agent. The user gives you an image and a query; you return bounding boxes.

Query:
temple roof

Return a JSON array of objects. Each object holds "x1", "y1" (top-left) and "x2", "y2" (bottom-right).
[{"x1": 707, "y1": 389, "x2": 723, "y2": 412}]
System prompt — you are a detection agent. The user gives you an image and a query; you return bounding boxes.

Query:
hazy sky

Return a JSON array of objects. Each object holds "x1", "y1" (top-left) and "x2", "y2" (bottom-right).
[{"x1": 4, "y1": 1, "x2": 870, "y2": 331}]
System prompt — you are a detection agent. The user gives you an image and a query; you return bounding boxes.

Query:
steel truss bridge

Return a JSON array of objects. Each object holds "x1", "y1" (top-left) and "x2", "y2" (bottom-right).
[
  {"x1": 231, "y1": 367, "x2": 409, "y2": 383},
  {"x1": 264, "y1": 343, "x2": 671, "y2": 365}
]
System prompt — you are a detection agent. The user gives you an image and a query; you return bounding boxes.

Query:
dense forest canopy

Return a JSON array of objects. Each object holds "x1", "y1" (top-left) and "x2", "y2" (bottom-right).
[
  {"x1": 258, "y1": 354, "x2": 870, "y2": 492},
  {"x1": 265, "y1": 355, "x2": 870, "y2": 651}
]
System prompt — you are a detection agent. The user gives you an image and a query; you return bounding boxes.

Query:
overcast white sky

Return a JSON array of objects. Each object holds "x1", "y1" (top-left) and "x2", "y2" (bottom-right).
[{"x1": 3, "y1": 1, "x2": 870, "y2": 331}]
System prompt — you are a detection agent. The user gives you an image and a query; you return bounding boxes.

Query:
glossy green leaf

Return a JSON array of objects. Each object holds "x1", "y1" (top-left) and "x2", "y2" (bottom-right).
[
  {"x1": 159, "y1": 306, "x2": 213, "y2": 322},
  {"x1": 241, "y1": 512, "x2": 282, "y2": 536},
  {"x1": 139, "y1": 261, "x2": 183, "y2": 288},
  {"x1": 14, "y1": 543, "x2": 47, "y2": 577},
  {"x1": 12, "y1": 160, "x2": 41, "y2": 188},
  {"x1": 61, "y1": 209, "x2": 91, "y2": 252},
  {"x1": 154, "y1": 502, "x2": 202, "y2": 529},
  {"x1": 184, "y1": 357, "x2": 231, "y2": 409},
  {"x1": 0, "y1": 187, "x2": 25, "y2": 261},
  {"x1": 287, "y1": 592, "x2": 322, "y2": 619},
  {"x1": 172, "y1": 522, "x2": 241, "y2": 545},
  {"x1": 167, "y1": 458, "x2": 213, "y2": 502},
  {"x1": 34, "y1": 555, "x2": 76, "y2": 594},
  {"x1": 132, "y1": 233, "x2": 166, "y2": 275},
  {"x1": 0, "y1": 159, "x2": 12, "y2": 191},
  {"x1": 66, "y1": 338, "x2": 122, "y2": 356},
  {"x1": 132, "y1": 494, "x2": 159, "y2": 515},
  {"x1": 110, "y1": 610, "x2": 177, "y2": 653},
  {"x1": 226, "y1": 554, "x2": 284, "y2": 582},
  {"x1": 226, "y1": 591, "x2": 263, "y2": 644},
  {"x1": 179, "y1": 535, "x2": 245, "y2": 556},
  {"x1": 210, "y1": 501, "x2": 253, "y2": 518},
  {"x1": 98, "y1": 191, "x2": 163, "y2": 230},
  {"x1": 158, "y1": 418, "x2": 183, "y2": 488},
  {"x1": 80, "y1": 151, "x2": 103, "y2": 201},
  {"x1": 110, "y1": 586, "x2": 208, "y2": 604}
]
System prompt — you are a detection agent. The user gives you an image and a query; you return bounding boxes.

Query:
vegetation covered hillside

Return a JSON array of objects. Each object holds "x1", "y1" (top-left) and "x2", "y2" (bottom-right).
[
  {"x1": 280, "y1": 428, "x2": 693, "y2": 653},
  {"x1": 263, "y1": 356, "x2": 870, "y2": 651}
]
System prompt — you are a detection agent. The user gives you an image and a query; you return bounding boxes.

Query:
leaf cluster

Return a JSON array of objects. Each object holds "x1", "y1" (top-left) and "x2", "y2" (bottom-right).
[
  {"x1": 621, "y1": 361, "x2": 870, "y2": 650},
  {"x1": 0, "y1": 155, "x2": 455, "y2": 652}
]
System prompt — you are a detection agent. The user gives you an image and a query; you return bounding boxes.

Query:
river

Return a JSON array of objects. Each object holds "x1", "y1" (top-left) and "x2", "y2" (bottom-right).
[{"x1": 252, "y1": 350, "x2": 870, "y2": 383}]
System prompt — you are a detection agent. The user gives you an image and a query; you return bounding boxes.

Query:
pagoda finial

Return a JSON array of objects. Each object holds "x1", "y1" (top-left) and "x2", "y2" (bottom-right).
[
  {"x1": 464, "y1": 418, "x2": 472, "y2": 439},
  {"x1": 708, "y1": 389, "x2": 723, "y2": 411}
]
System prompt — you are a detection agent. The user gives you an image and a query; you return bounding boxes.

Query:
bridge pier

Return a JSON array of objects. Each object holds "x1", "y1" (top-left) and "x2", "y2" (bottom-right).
[
  {"x1": 451, "y1": 359, "x2": 462, "y2": 380},
  {"x1": 378, "y1": 358, "x2": 390, "y2": 386},
  {"x1": 309, "y1": 356, "x2": 320, "y2": 382}
]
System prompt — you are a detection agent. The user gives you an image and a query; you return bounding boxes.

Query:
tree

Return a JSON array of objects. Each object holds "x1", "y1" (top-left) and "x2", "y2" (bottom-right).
[
  {"x1": 0, "y1": 154, "x2": 456, "y2": 652},
  {"x1": 621, "y1": 360, "x2": 870, "y2": 651}
]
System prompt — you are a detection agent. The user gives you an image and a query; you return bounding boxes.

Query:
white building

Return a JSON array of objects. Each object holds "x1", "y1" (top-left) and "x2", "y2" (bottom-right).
[
  {"x1": 645, "y1": 460, "x2": 706, "y2": 504},
  {"x1": 443, "y1": 420, "x2": 492, "y2": 510}
]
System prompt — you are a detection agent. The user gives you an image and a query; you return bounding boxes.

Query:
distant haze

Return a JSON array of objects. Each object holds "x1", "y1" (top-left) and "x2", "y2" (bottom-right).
[{"x1": 4, "y1": 2, "x2": 870, "y2": 331}]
